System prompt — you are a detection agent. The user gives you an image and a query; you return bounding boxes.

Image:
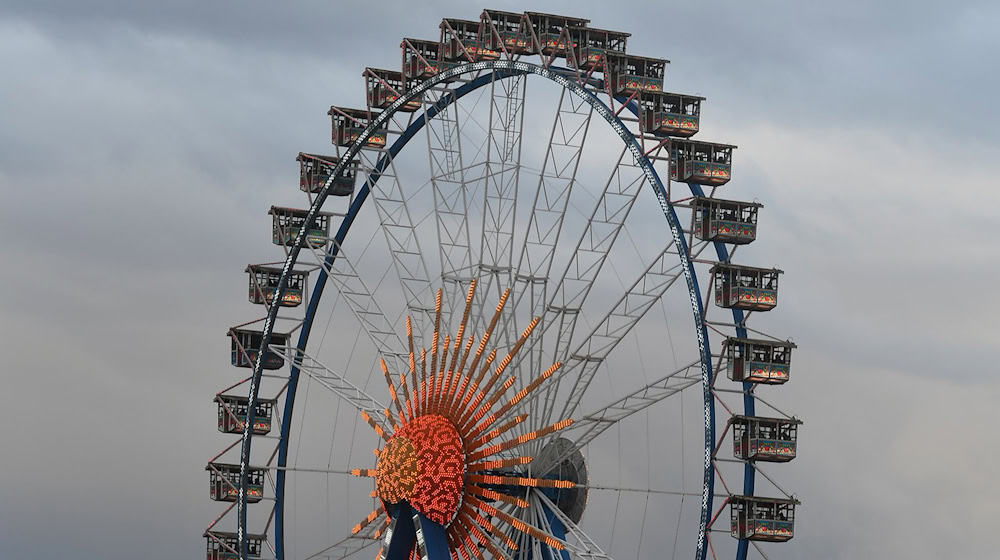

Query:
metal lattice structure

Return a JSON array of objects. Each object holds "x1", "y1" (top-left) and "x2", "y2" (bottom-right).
[{"x1": 205, "y1": 9, "x2": 801, "y2": 560}]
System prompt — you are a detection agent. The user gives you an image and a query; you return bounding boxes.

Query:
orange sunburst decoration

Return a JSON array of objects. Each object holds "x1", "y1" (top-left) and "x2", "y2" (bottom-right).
[{"x1": 349, "y1": 280, "x2": 575, "y2": 557}]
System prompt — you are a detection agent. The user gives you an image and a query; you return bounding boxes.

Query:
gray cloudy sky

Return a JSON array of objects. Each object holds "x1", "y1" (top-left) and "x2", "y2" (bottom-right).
[{"x1": 2, "y1": 1, "x2": 999, "y2": 559}]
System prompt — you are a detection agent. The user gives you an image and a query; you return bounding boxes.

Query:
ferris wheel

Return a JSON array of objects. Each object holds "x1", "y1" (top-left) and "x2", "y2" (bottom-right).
[{"x1": 204, "y1": 9, "x2": 801, "y2": 560}]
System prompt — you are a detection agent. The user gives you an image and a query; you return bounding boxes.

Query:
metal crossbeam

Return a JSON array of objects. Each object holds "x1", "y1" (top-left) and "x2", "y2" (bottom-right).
[
  {"x1": 552, "y1": 239, "x2": 711, "y2": 422},
  {"x1": 424, "y1": 84, "x2": 476, "y2": 323},
  {"x1": 532, "y1": 491, "x2": 614, "y2": 560},
  {"x1": 275, "y1": 346, "x2": 390, "y2": 426},
  {"x1": 357, "y1": 150, "x2": 435, "y2": 347},
  {"x1": 302, "y1": 242, "x2": 409, "y2": 376}
]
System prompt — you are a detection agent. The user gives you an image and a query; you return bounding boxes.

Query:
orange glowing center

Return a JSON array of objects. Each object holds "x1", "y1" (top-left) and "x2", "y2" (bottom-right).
[{"x1": 375, "y1": 414, "x2": 465, "y2": 525}]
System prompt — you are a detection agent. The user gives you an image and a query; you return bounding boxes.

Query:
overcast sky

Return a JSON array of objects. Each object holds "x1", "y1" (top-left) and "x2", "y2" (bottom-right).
[{"x1": 1, "y1": 1, "x2": 999, "y2": 559}]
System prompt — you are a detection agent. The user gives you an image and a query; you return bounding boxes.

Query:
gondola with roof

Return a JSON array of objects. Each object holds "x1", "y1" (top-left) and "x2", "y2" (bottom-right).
[
  {"x1": 229, "y1": 327, "x2": 288, "y2": 369},
  {"x1": 639, "y1": 91, "x2": 703, "y2": 137},
  {"x1": 246, "y1": 264, "x2": 307, "y2": 307},
  {"x1": 729, "y1": 495, "x2": 798, "y2": 542},
  {"x1": 215, "y1": 394, "x2": 276, "y2": 435},
  {"x1": 670, "y1": 139, "x2": 734, "y2": 185},
  {"x1": 269, "y1": 205, "x2": 336, "y2": 248},
  {"x1": 522, "y1": 11, "x2": 589, "y2": 57},
  {"x1": 730, "y1": 415, "x2": 801, "y2": 462},
  {"x1": 328, "y1": 107, "x2": 387, "y2": 148},
  {"x1": 711, "y1": 263, "x2": 781, "y2": 311},
  {"x1": 605, "y1": 53, "x2": 667, "y2": 96},
  {"x1": 297, "y1": 152, "x2": 358, "y2": 195},
  {"x1": 207, "y1": 462, "x2": 266, "y2": 502},
  {"x1": 402, "y1": 38, "x2": 442, "y2": 80},
  {"x1": 691, "y1": 196, "x2": 760, "y2": 244},
  {"x1": 364, "y1": 68, "x2": 422, "y2": 112},
  {"x1": 725, "y1": 336, "x2": 795, "y2": 384},
  {"x1": 480, "y1": 9, "x2": 533, "y2": 55},
  {"x1": 569, "y1": 26, "x2": 629, "y2": 70},
  {"x1": 440, "y1": 18, "x2": 498, "y2": 68},
  {"x1": 205, "y1": 531, "x2": 265, "y2": 560}
]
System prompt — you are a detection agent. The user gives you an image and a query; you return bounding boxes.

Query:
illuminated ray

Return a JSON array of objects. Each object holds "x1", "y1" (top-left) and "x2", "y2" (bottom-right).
[
  {"x1": 466, "y1": 456, "x2": 533, "y2": 472},
  {"x1": 467, "y1": 474, "x2": 575, "y2": 489},
  {"x1": 351, "y1": 506, "x2": 384, "y2": 535},
  {"x1": 451, "y1": 522, "x2": 486, "y2": 560},
  {"x1": 453, "y1": 348, "x2": 497, "y2": 419},
  {"x1": 441, "y1": 334, "x2": 464, "y2": 415},
  {"x1": 456, "y1": 289, "x2": 510, "y2": 403},
  {"x1": 430, "y1": 289, "x2": 442, "y2": 390},
  {"x1": 468, "y1": 362, "x2": 563, "y2": 439},
  {"x1": 384, "y1": 408, "x2": 398, "y2": 430},
  {"x1": 432, "y1": 334, "x2": 450, "y2": 414},
  {"x1": 361, "y1": 411, "x2": 390, "y2": 441},
  {"x1": 444, "y1": 335, "x2": 476, "y2": 415},
  {"x1": 406, "y1": 316, "x2": 419, "y2": 420},
  {"x1": 461, "y1": 503, "x2": 518, "y2": 550},
  {"x1": 420, "y1": 348, "x2": 428, "y2": 414},
  {"x1": 468, "y1": 419, "x2": 574, "y2": 462},
  {"x1": 457, "y1": 515, "x2": 512, "y2": 560},
  {"x1": 465, "y1": 496, "x2": 566, "y2": 550},
  {"x1": 469, "y1": 414, "x2": 528, "y2": 451},
  {"x1": 398, "y1": 369, "x2": 414, "y2": 422},
  {"x1": 469, "y1": 486, "x2": 530, "y2": 508},
  {"x1": 380, "y1": 358, "x2": 406, "y2": 420},
  {"x1": 447, "y1": 530, "x2": 469, "y2": 560},
  {"x1": 351, "y1": 468, "x2": 377, "y2": 477},
  {"x1": 458, "y1": 316, "x2": 540, "y2": 429}
]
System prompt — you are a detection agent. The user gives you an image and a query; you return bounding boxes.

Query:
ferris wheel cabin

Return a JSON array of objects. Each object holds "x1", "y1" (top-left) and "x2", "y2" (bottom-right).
[
  {"x1": 670, "y1": 139, "x2": 735, "y2": 185},
  {"x1": 297, "y1": 152, "x2": 359, "y2": 195},
  {"x1": 605, "y1": 53, "x2": 667, "y2": 96},
  {"x1": 480, "y1": 9, "x2": 533, "y2": 55},
  {"x1": 729, "y1": 495, "x2": 798, "y2": 542},
  {"x1": 725, "y1": 336, "x2": 796, "y2": 384},
  {"x1": 216, "y1": 394, "x2": 276, "y2": 435},
  {"x1": 639, "y1": 91, "x2": 703, "y2": 137},
  {"x1": 569, "y1": 26, "x2": 629, "y2": 71},
  {"x1": 440, "y1": 19, "x2": 499, "y2": 63},
  {"x1": 691, "y1": 197, "x2": 760, "y2": 245},
  {"x1": 207, "y1": 462, "x2": 266, "y2": 503},
  {"x1": 523, "y1": 11, "x2": 590, "y2": 57},
  {"x1": 229, "y1": 327, "x2": 288, "y2": 370},
  {"x1": 365, "y1": 68, "x2": 422, "y2": 112},
  {"x1": 402, "y1": 38, "x2": 442, "y2": 80},
  {"x1": 711, "y1": 263, "x2": 781, "y2": 311},
  {"x1": 269, "y1": 206, "x2": 336, "y2": 249},
  {"x1": 730, "y1": 415, "x2": 801, "y2": 463},
  {"x1": 328, "y1": 107, "x2": 387, "y2": 148},
  {"x1": 205, "y1": 531, "x2": 265, "y2": 560},
  {"x1": 246, "y1": 265, "x2": 307, "y2": 307}
]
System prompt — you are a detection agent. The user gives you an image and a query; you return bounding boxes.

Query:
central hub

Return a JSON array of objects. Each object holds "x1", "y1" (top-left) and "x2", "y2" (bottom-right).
[{"x1": 375, "y1": 414, "x2": 465, "y2": 526}]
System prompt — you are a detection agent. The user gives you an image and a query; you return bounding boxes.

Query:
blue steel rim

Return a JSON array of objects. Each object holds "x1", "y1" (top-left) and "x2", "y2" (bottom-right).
[{"x1": 236, "y1": 59, "x2": 746, "y2": 560}]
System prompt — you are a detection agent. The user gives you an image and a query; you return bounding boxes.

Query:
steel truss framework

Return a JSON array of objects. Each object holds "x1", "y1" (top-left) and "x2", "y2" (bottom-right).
[{"x1": 209, "y1": 52, "x2": 796, "y2": 560}]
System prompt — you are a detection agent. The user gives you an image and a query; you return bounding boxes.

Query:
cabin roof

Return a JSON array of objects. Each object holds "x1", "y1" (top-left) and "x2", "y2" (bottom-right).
[
  {"x1": 725, "y1": 336, "x2": 797, "y2": 349},
  {"x1": 648, "y1": 89, "x2": 706, "y2": 102},
  {"x1": 268, "y1": 205, "x2": 338, "y2": 218},
  {"x1": 730, "y1": 414, "x2": 803, "y2": 425},
  {"x1": 365, "y1": 67, "x2": 404, "y2": 80},
  {"x1": 673, "y1": 138, "x2": 738, "y2": 150},
  {"x1": 709, "y1": 262, "x2": 783, "y2": 275},
  {"x1": 327, "y1": 106, "x2": 374, "y2": 119},
  {"x1": 245, "y1": 264, "x2": 309, "y2": 276},
  {"x1": 402, "y1": 37, "x2": 440, "y2": 49},
  {"x1": 570, "y1": 25, "x2": 631, "y2": 38},
  {"x1": 215, "y1": 394, "x2": 278, "y2": 405},
  {"x1": 228, "y1": 326, "x2": 290, "y2": 338},
  {"x1": 606, "y1": 52, "x2": 671, "y2": 65},
  {"x1": 729, "y1": 494, "x2": 800, "y2": 506},
  {"x1": 691, "y1": 196, "x2": 762, "y2": 209},
  {"x1": 206, "y1": 462, "x2": 268, "y2": 472},
  {"x1": 523, "y1": 11, "x2": 591, "y2": 25},
  {"x1": 442, "y1": 18, "x2": 480, "y2": 28},
  {"x1": 205, "y1": 530, "x2": 267, "y2": 540}
]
